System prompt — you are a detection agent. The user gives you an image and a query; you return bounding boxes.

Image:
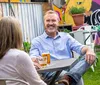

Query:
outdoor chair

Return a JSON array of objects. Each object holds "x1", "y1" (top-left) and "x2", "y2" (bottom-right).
[
  {"x1": 73, "y1": 25, "x2": 97, "y2": 72},
  {"x1": 0, "y1": 78, "x2": 29, "y2": 85}
]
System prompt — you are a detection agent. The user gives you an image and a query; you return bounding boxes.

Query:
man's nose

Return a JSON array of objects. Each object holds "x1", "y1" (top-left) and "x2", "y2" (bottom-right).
[{"x1": 49, "y1": 21, "x2": 53, "y2": 24}]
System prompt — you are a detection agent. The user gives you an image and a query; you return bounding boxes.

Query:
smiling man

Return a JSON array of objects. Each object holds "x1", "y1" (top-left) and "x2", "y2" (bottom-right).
[
  {"x1": 29, "y1": 10, "x2": 96, "y2": 85},
  {"x1": 44, "y1": 10, "x2": 60, "y2": 38}
]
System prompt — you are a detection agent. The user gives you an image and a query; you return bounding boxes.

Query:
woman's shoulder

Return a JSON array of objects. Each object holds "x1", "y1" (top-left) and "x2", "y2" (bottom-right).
[
  {"x1": 9, "y1": 49, "x2": 30, "y2": 63},
  {"x1": 7, "y1": 49, "x2": 28, "y2": 58},
  {"x1": 3, "y1": 49, "x2": 30, "y2": 66}
]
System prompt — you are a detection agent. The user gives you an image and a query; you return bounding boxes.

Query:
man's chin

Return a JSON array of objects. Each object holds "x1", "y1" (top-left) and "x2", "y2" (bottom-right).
[{"x1": 47, "y1": 30, "x2": 57, "y2": 33}]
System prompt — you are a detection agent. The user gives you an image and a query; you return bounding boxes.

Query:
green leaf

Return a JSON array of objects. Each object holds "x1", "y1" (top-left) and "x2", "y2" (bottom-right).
[{"x1": 23, "y1": 42, "x2": 31, "y2": 53}]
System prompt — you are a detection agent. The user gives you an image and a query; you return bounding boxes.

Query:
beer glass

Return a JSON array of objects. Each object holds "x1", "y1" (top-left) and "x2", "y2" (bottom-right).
[
  {"x1": 41, "y1": 51, "x2": 50, "y2": 64},
  {"x1": 38, "y1": 57, "x2": 47, "y2": 68}
]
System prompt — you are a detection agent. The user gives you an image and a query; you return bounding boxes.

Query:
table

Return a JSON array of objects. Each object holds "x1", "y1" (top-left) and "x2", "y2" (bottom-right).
[{"x1": 38, "y1": 58, "x2": 77, "y2": 85}]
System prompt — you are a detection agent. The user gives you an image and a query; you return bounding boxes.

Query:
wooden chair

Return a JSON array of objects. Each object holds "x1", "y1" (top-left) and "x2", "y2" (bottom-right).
[{"x1": 0, "y1": 78, "x2": 28, "y2": 85}]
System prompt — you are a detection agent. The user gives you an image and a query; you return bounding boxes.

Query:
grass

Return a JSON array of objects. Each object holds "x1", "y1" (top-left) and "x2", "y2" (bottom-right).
[{"x1": 83, "y1": 52, "x2": 100, "y2": 85}]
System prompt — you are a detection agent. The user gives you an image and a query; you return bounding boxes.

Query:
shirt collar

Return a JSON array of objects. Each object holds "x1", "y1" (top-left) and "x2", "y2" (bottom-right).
[
  {"x1": 43, "y1": 32, "x2": 49, "y2": 38},
  {"x1": 43, "y1": 31, "x2": 61, "y2": 39}
]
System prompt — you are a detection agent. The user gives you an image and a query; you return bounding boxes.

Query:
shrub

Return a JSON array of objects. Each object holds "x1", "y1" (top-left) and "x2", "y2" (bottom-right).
[{"x1": 69, "y1": 7, "x2": 85, "y2": 14}]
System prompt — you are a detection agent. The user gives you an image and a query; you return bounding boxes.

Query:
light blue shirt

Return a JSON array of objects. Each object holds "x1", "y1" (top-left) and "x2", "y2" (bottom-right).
[{"x1": 29, "y1": 32, "x2": 84, "y2": 60}]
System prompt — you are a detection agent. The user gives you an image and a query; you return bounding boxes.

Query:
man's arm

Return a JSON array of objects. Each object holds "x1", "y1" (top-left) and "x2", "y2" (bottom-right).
[
  {"x1": 81, "y1": 46, "x2": 96, "y2": 64},
  {"x1": 67, "y1": 34, "x2": 96, "y2": 64},
  {"x1": 29, "y1": 39, "x2": 42, "y2": 69}
]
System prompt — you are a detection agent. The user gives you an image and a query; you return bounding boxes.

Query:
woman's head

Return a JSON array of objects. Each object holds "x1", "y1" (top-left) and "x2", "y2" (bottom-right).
[{"x1": 0, "y1": 16, "x2": 22, "y2": 58}]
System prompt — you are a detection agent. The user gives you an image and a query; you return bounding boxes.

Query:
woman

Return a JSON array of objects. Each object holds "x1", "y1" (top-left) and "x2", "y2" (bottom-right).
[{"x1": 0, "y1": 16, "x2": 47, "y2": 85}]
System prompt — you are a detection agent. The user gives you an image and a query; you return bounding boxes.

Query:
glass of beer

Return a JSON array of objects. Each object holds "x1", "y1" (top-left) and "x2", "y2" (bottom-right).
[
  {"x1": 38, "y1": 57, "x2": 47, "y2": 68},
  {"x1": 42, "y1": 52, "x2": 50, "y2": 65}
]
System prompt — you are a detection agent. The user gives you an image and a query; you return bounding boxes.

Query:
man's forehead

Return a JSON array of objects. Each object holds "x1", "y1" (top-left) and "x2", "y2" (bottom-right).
[{"x1": 44, "y1": 14, "x2": 59, "y2": 20}]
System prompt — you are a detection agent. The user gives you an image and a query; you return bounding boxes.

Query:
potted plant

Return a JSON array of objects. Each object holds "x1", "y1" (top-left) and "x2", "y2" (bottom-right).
[{"x1": 69, "y1": 6, "x2": 85, "y2": 26}]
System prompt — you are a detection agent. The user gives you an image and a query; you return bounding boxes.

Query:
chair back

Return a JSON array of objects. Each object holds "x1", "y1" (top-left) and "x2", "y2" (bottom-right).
[{"x1": 0, "y1": 78, "x2": 29, "y2": 85}]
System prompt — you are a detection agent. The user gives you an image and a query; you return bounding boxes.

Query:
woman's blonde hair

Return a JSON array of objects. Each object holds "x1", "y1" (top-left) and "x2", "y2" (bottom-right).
[{"x1": 0, "y1": 16, "x2": 22, "y2": 59}]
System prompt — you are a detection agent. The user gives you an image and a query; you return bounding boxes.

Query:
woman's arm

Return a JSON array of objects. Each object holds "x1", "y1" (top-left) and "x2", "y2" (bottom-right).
[{"x1": 16, "y1": 51, "x2": 46, "y2": 85}]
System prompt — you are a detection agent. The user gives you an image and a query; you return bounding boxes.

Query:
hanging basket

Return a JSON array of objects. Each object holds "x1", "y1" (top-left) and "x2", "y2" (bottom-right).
[{"x1": 72, "y1": 14, "x2": 84, "y2": 26}]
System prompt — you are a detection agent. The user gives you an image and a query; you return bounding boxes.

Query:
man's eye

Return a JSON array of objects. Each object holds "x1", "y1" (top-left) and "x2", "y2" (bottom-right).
[
  {"x1": 52, "y1": 20, "x2": 56, "y2": 22},
  {"x1": 46, "y1": 20, "x2": 50, "y2": 22}
]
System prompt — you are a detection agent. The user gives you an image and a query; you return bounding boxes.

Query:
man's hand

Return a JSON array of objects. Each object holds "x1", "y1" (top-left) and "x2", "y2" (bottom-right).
[
  {"x1": 31, "y1": 57, "x2": 42, "y2": 69},
  {"x1": 85, "y1": 50, "x2": 96, "y2": 65},
  {"x1": 82, "y1": 46, "x2": 96, "y2": 65}
]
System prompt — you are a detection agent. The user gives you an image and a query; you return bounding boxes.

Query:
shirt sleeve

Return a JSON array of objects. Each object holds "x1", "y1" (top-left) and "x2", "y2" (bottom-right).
[
  {"x1": 67, "y1": 34, "x2": 85, "y2": 55},
  {"x1": 16, "y1": 51, "x2": 47, "y2": 85},
  {"x1": 29, "y1": 39, "x2": 40, "y2": 58}
]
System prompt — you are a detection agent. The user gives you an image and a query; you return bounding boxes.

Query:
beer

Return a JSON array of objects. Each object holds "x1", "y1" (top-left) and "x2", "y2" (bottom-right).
[
  {"x1": 40, "y1": 63, "x2": 47, "y2": 67},
  {"x1": 38, "y1": 57, "x2": 47, "y2": 68},
  {"x1": 42, "y1": 53, "x2": 50, "y2": 64}
]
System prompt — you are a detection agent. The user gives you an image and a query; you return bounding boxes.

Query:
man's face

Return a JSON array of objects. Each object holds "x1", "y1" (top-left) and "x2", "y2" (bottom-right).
[{"x1": 44, "y1": 14, "x2": 59, "y2": 34}]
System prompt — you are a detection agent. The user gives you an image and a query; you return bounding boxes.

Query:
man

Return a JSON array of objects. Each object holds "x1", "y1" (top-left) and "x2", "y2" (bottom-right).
[{"x1": 29, "y1": 10, "x2": 96, "y2": 85}]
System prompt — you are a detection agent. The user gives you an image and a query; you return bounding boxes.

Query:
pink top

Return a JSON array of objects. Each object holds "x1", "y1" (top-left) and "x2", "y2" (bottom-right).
[{"x1": 0, "y1": 49, "x2": 47, "y2": 85}]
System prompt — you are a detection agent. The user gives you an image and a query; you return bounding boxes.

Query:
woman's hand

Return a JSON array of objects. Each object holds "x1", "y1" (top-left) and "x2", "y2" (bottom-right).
[
  {"x1": 31, "y1": 57, "x2": 42, "y2": 69},
  {"x1": 34, "y1": 62, "x2": 42, "y2": 69}
]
